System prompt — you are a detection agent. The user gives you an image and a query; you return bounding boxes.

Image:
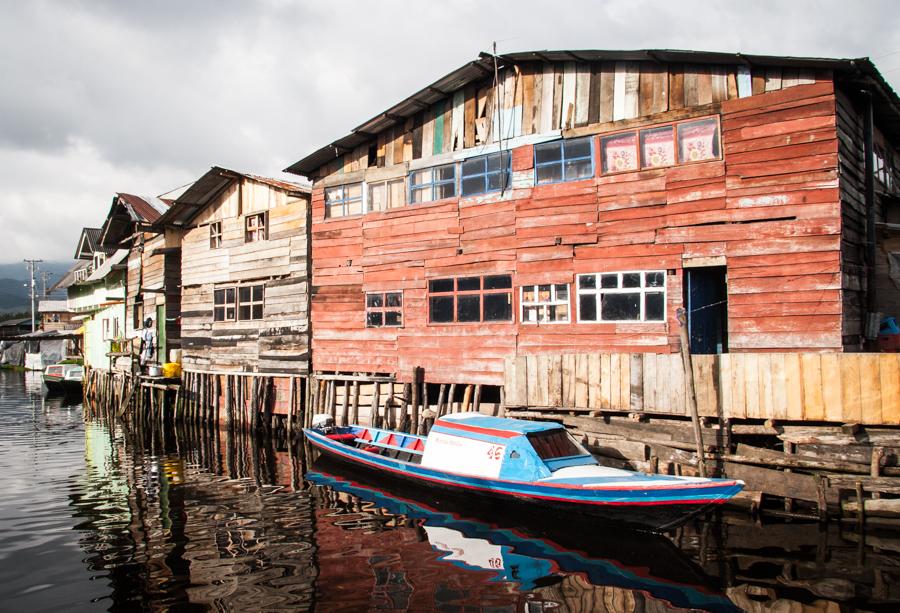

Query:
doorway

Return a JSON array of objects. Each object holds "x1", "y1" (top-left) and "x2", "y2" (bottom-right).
[{"x1": 684, "y1": 266, "x2": 728, "y2": 354}]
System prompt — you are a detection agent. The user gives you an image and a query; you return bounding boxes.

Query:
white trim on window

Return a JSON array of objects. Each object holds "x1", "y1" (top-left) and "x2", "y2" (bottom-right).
[
  {"x1": 575, "y1": 271, "x2": 667, "y2": 323},
  {"x1": 520, "y1": 283, "x2": 571, "y2": 325}
]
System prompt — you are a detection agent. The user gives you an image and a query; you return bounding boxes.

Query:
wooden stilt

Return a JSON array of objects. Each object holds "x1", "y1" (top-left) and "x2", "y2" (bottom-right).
[
  {"x1": 371, "y1": 381, "x2": 381, "y2": 427},
  {"x1": 411, "y1": 368, "x2": 421, "y2": 434},
  {"x1": 447, "y1": 383, "x2": 456, "y2": 415},
  {"x1": 350, "y1": 379, "x2": 360, "y2": 426},
  {"x1": 341, "y1": 380, "x2": 350, "y2": 426}
]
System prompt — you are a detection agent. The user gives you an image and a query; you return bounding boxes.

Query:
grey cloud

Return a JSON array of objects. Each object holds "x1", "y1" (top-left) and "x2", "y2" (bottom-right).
[{"x1": 1, "y1": 0, "x2": 898, "y2": 263}]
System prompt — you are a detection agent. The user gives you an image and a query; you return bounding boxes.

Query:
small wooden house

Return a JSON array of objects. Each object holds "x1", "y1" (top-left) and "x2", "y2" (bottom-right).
[
  {"x1": 285, "y1": 50, "x2": 900, "y2": 400},
  {"x1": 66, "y1": 227, "x2": 127, "y2": 369},
  {"x1": 98, "y1": 192, "x2": 177, "y2": 369},
  {"x1": 155, "y1": 167, "x2": 311, "y2": 374}
]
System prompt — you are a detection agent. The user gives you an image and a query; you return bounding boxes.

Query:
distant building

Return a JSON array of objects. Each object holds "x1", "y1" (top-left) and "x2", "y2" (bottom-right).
[
  {"x1": 0, "y1": 317, "x2": 33, "y2": 339},
  {"x1": 38, "y1": 300, "x2": 76, "y2": 332}
]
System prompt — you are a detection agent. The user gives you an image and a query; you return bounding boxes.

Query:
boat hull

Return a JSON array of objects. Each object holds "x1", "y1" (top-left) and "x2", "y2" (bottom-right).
[
  {"x1": 42, "y1": 375, "x2": 83, "y2": 395},
  {"x1": 304, "y1": 428, "x2": 741, "y2": 532}
]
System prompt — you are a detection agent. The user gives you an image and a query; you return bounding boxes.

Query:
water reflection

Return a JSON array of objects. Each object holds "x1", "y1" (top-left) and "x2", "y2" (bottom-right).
[
  {"x1": 1, "y1": 369, "x2": 900, "y2": 611},
  {"x1": 306, "y1": 465, "x2": 738, "y2": 612}
]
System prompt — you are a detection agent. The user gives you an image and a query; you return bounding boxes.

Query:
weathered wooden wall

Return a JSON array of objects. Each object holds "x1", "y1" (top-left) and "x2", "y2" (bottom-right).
[
  {"x1": 504, "y1": 351, "x2": 900, "y2": 425},
  {"x1": 311, "y1": 80, "x2": 845, "y2": 386},
  {"x1": 315, "y1": 60, "x2": 824, "y2": 180},
  {"x1": 180, "y1": 178, "x2": 310, "y2": 373},
  {"x1": 835, "y1": 89, "x2": 900, "y2": 350}
]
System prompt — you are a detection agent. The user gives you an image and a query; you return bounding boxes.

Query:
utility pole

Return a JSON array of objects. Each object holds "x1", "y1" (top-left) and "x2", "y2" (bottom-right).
[
  {"x1": 23, "y1": 259, "x2": 42, "y2": 332},
  {"x1": 40, "y1": 271, "x2": 52, "y2": 298}
]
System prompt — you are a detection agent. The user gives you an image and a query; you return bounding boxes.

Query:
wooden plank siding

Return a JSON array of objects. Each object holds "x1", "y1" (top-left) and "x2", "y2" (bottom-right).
[
  {"x1": 309, "y1": 79, "x2": 846, "y2": 387},
  {"x1": 503, "y1": 351, "x2": 900, "y2": 425},
  {"x1": 180, "y1": 179, "x2": 311, "y2": 374}
]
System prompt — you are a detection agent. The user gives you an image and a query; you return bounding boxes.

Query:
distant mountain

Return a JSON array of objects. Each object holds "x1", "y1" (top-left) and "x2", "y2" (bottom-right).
[{"x1": 0, "y1": 261, "x2": 74, "y2": 313}]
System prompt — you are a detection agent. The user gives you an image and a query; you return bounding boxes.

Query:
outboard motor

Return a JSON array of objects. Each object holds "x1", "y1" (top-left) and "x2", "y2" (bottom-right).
[{"x1": 311, "y1": 413, "x2": 336, "y2": 433}]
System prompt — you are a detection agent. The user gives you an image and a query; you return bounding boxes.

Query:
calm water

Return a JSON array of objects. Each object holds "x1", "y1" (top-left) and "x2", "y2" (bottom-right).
[{"x1": 1, "y1": 370, "x2": 898, "y2": 612}]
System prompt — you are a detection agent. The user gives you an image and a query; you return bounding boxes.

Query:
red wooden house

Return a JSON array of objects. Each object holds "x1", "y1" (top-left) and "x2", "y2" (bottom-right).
[{"x1": 286, "y1": 50, "x2": 900, "y2": 392}]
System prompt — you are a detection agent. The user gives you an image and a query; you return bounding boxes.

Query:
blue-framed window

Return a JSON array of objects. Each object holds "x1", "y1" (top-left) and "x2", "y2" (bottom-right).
[
  {"x1": 460, "y1": 151, "x2": 511, "y2": 197},
  {"x1": 409, "y1": 163, "x2": 455, "y2": 204},
  {"x1": 324, "y1": 183, "x2": 363, "y2": 218},
  {"x1": 534, "y1": 136, "x2": 594, "y2": 184}
]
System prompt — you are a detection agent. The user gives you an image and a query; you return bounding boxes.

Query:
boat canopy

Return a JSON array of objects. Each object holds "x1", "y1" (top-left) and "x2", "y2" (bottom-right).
[{"x1": 423, "y1": 413, "x2": 596, "y2": 481}]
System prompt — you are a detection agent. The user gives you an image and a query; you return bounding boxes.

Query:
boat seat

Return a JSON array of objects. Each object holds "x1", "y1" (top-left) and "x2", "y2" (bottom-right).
[
  {"x1": 325, "y1": 433, "x2": 357, "y2": 442},
  {"x1": 354, "y1": 437, "x2": 424, "y2": 456}
]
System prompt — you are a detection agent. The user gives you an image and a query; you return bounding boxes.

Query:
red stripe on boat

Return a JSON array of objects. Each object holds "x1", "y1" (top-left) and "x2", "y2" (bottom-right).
[{"x1": 436, "y1": 420, "x2": 521, "y2": 439}]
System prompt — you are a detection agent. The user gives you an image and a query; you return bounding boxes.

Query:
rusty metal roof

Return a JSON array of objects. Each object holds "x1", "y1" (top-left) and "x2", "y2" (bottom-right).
[
  {"x1": 155, "y1": 166, "x2": 309, "y2": 228},
  {"x1": 115, "y1": 193, "x2": 170, "y2": 224},
  {"x1": 284, "y1": 49, "x2": 900, "y2": 178}
]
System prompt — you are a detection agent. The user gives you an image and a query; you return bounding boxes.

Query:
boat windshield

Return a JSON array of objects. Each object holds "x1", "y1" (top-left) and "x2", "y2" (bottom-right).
[{"x1": 527, "y1": 429, "x2": 588, "y2": 460}]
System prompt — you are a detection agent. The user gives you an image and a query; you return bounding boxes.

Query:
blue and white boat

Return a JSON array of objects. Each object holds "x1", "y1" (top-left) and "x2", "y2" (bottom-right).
[{"x1": 304, "y1": 412, "x2": 743, "y2": 531}]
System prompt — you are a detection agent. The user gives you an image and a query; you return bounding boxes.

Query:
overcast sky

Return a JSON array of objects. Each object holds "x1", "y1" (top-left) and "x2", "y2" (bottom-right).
[{"x1": 1, "y1": 0, "x2": 899, "y2": 266}]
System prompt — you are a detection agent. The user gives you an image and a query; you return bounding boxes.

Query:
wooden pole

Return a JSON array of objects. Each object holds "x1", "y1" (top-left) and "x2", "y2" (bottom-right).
[
  {"x1": 411, "y1": 368, "x2": 421, "y2": 434},
  {"x1": 350, "y1": 380, "x2": 360, "y2": 426},
  {"x1": 288, "y1": 376, "x2": 295, "y2": 439},
  {"x1": 341, "y1": 380, "x2": 350, "y2": 426},
  {"x1": 436, "y1": 384, "x2": 447, "y2": 418},
  {"x1": 676, "y1": 307, "x2": 707, "y2": 478},
  {"x1": 370, "y1": 381, "x2": 381, "y2": 427},
  {"x1": 447, "y1": 383, "x2": 457, "y2": 415},
  {"x1": 462, "y1": 384, "x2": 473, "y2": 412}
]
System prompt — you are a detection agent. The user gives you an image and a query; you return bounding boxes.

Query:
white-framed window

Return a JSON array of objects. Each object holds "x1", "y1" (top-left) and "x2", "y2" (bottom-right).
[
  {"x1": 521, "y1": 284, "x2": 570, "y2": 324},
  {"x1": 576, "y1": 271, "x2": 666, "y2": 322},
  {"x1": 367, "y1": 178, "x2": 406, "y2": 212},
  {"x1": 410, "y1": 163, "x2": 456, "y2": 204},
  {"x1": 209, "y1": 221, "x2": 223, "y2": 248},
  {"x1": 244, "y1": 213, "x2": 267, "y2": 242},
  {"x1": 366, "y1": 291, "x2": 403, "y2": 327},
  {"x1": 102, "y1": 317, "x2": 120, "y2": 340},
  {"x1": 92, "y1": 252, "x2": 106, "y2": 270},
  {"x1": 325, "y1": 183, "x2": 363, "y2": 218}
]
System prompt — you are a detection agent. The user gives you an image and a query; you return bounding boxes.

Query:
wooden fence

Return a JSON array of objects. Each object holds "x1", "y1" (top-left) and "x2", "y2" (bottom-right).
[{"x1": 504, "y1": 353, "x2": 900, "y2": 425}]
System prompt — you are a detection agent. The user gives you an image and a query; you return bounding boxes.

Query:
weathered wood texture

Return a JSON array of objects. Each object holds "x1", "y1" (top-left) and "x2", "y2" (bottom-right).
[
  {"x1": 181, "y1": 178, "x2": 311, "y2": 373},
  {"x1": 314, "y1": 60, "x2": 824, "y2": 180},
  {"x1": 835, "y1": 89, "x2": 900, "y2": 350},
  {"x1": 504, "y1": 352, "x2": 900, "y2": 425},
  {"x1": 311, "y1": 81, "x2": 846, "y2": 385}
]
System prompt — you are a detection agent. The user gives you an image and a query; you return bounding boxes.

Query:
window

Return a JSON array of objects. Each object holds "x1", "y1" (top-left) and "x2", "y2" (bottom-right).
[
  {"x1": 534, "y1": 137, "x2": 594, "y2": 184},
  {"x1": 102, "y1": 317, "x2": 119, "y2": 340},
  {"x1": 213, "y1": 288, "x2": 236, "y2": 322},
  {"x1": 577, "y1": 271, "x2": 666, "y2": 323},
  {"x1": 410, "y1": 163, "x2": 456, "y2": 203},
  {"x1": 132, "y1": 301, "x2": 144, "y2": 329},
  {"x1": 245, "y1": 213, "x2": 267, "y2": 242},
  {"x1": 366, "y1": 291, "x2": 403, "y2": 327},
  {"x1": 325, "y1": 183, "x2": 363, "y2": 218},
  {"x1": 367, "y1": 178, "x2": 406, "y2": 212},
  {"x1": 600, "y1": 116, "x2": 721, "y2": 175},
  {"x1": 238, "y1": 285, "x2": 265, "y2": 321},
  {"x1": 92, "y1": 252, "x2": 106, "y2": 270},
  {"x1": 428, "y1": 275, "x2": 512, "y2": 323},
  {"x1": 676, "y1": 117, "x2": 720, "y2": 163},
  {"x1": 461, "y1": 152, "x2": 510, "y2": 196},
  {"x1": 528, "y1": 430, "x2": 586, "y2": 460},
  {"x1": 521, "y1": 284, "x2": 570, "y2": 324},
  {"x1": 209, "y1": 221, "x2": 222, "y2": 248}
]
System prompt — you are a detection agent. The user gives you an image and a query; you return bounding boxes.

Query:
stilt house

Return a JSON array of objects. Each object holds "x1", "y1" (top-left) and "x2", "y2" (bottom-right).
[
  {"x1": 155, "y1": 167, "x2": 311, "y2": 374},
  {"x1": 66, "y1": 227, "x2": 127, "y2": 369},
  {"x1": 286, "y1": 50, "x2": 900, "y2": 424},
  {"x1": 98, "y1": 193, "x2": 176, "y2": 370}
]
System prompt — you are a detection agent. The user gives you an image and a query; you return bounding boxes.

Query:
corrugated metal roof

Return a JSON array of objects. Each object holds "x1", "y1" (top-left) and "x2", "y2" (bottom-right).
[
  {"x1": 115, "y1": 193, "x2": 170, "y2": 224},
  {"x1": 155, "y1": 166, "x2": 309, "y2": 228},
  {"x1": 84, "y1": 249, "x2": 128, "y2": 283},
  {"x1": 51, "y1": 261, "x2": 91, "y2": 292},
  {"x1": 74, "y1": 228, "x2": 102, "y2": 259},
  {"x1": 37, "y1": 300, "x2": 69, "y2": 313},
  {"x1": 284, "y1": 49, "x2": 900, "y2": 178}
]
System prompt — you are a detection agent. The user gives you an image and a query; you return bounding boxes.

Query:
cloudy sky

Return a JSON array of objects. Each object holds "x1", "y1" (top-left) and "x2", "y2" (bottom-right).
[{"x1": 1, "y1": 0, "x2": 899, "y2": 265}]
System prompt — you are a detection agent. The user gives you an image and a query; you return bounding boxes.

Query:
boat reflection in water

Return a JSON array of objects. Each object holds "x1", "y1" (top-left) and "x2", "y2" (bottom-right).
[{"x1": 307, "y1": 459, "x2": 739, "y2": 612}]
